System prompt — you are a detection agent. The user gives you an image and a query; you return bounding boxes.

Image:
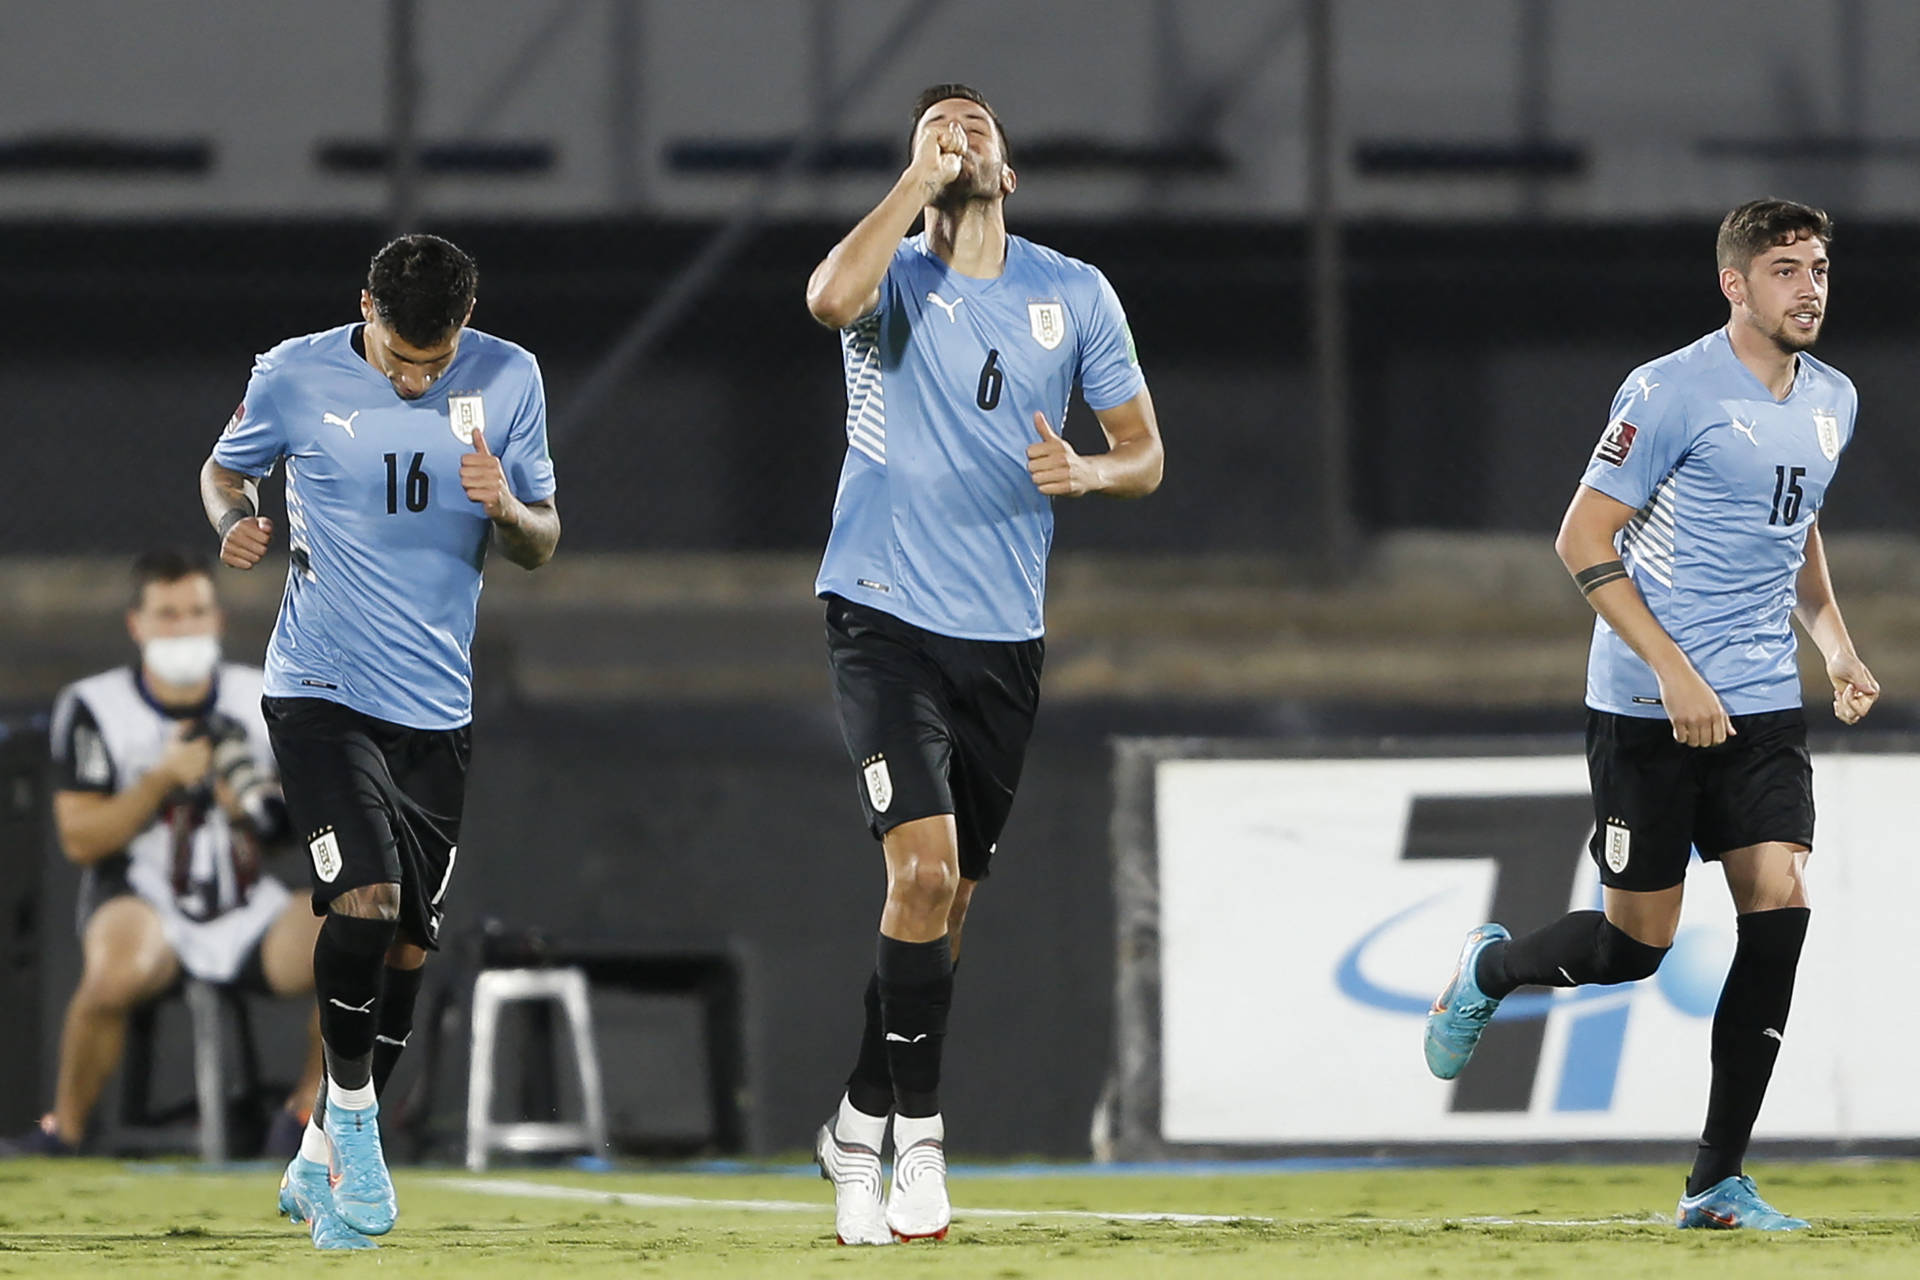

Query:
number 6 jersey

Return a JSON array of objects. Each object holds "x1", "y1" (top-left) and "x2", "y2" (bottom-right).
[
  {"x1": 212, "y1": 325, "x2": 557, "y2": 730},
  {"x1": 1579, "y1": 327, "x2": 1858, "y2": 718},
  {"x1": 814, "y1": 233, "x2": 1146, "y2": 641}
]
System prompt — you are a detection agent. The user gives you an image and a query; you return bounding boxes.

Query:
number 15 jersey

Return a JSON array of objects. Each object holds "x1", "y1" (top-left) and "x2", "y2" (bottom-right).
[
  {"x1": 212, "y1": 324, "x2": 557, "y2": 730},
  {"x1": 1579, "y1": 327, "x2": 1857, "y2": 718},
  {"x1": 815, "y1": 233, "x2": 1146, "y2": 641}
]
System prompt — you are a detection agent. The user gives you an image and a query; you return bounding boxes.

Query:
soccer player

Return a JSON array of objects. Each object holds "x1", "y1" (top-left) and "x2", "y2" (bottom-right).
[
  {"x1": 199, "y1": 234, "x2": 559, "y2": 1251},
  {"x1": 4, "y1": 550, "x2": 321, "y2": 1158},
  {"x1": 1424, "y1": 199, "x2": 1876, "y2": 1230},
  {"x1": 805, "y1": 84, "x2": 1163, "y2": 1245}
]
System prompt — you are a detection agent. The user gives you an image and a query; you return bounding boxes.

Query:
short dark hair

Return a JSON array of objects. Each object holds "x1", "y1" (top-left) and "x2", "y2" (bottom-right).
[
  {"x1": 1716, "y1": 198, "x2": 1833, "y2": 272},
  {"x1": 131, "y1": 548, "x2": 213, "y2": 609},
  {"x1": 367, "y1": 234, "x2": 478, "y2": 347},
  {"x1": 909, "y1": 83, "x2": 1012, "y2": 167}
]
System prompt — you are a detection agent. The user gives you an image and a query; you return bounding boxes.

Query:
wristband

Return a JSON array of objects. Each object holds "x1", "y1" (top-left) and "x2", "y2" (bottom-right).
[{"x1": 216, "y1": 505, "x2": 255, "y2": 542}]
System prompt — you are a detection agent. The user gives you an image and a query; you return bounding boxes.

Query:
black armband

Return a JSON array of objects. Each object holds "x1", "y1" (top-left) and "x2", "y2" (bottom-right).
[
  {"x1": 1573, "y1": 559, "x2": 1629, "y2": 596},
  {"x1": 216, "y1": 503, "x2": 255, "y2": 542}
]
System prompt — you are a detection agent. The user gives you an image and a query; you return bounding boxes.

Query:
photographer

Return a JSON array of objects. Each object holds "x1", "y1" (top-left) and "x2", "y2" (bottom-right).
[{"x1": 3, "y1": 550, "x2": 323, "y2": 1156}]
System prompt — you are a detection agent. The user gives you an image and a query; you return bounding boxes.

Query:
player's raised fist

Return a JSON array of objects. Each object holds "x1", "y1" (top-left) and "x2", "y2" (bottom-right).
[
  {"x1": 909, "y1": 119, "x2": 966, "y2": 199},
  {"x1": 461, "y1": 426, "x2": 513, "y2": 520},
  {"x1": 221, "y1": 516, "x2": 274, "y2": 571},
  {"x1": 1026, "y1": 411, "x2": 1099, "y2": 498}
]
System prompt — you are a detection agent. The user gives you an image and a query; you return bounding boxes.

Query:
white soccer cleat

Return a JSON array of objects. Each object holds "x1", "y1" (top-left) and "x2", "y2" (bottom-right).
[
  {"x1": 885, "y1": 1115, "x2": 950, "y2": 1242},
  {"x1": 815, "y1": 1115, "x2": 892, "y2": 1246}
]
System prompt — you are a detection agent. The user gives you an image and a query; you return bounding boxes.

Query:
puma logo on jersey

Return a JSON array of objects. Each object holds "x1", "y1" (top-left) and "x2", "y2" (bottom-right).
[
  {"x1": 322, "y1": 411, "x2": 361, "y2": 439},
  {"x1": 1636, "y1": 376, "x2": 1661, "y2": 401},
  {"x1": 1731, "y1": 417, "x2": 1759, "y2": 446},
  {"x1": 926, "y1": 292, "x2": 964, "y2": 322}
]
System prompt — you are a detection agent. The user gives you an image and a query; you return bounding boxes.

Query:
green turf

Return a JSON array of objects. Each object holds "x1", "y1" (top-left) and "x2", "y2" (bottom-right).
[{"x1": 1, "y1": 1158, "x2": 1918, "y2": 1277}]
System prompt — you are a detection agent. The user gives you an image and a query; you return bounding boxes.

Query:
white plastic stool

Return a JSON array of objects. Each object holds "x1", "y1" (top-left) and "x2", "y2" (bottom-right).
[{"x1": 465, "y1": 967, "x2": 610, "y2": 1172}]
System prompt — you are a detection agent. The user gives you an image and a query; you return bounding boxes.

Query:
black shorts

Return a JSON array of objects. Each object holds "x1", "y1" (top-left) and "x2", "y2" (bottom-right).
[
  {"x1": 263, "y1": 695, "x2": 470, "y2": 950},
  {"x1": 1586, "y1": 707, "x2": 1814, "y2": 892},
  {"x1": 824, "y1": 595, "x2": 1044, "y2": 880}
]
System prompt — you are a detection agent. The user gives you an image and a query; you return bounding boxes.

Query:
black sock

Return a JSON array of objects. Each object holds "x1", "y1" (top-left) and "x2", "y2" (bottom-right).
[
  {"x1": 1687, "y1": 907, "x2": 1810, "y2": 1197},
  {"x1": 312, "y1": 913, "x2": 397, "y2": 1092},
  {"x1": 844, "y1": 971, "x2": 894, "y2": 1117},
  {"x1": 372, "y1": 964, "x2": 426, "y2": 1098},
  {"x1": 1477, "y1": 910, "x2": 1669, "y2": 999},
  {"x1": 876, "y1": 933, "x2": 953, "y2": 1119}
]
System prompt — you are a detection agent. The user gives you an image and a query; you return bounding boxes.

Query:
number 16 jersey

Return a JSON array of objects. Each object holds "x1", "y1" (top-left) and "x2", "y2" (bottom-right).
[
  {"x1": 815, "y1": 233, "x2": 1146, "y2": 641},
  {"x1": 1579, "y1": 327, "x2": 1857, "y2": 718},
  {"x1": 212, "y1": 324, "x2": 557, "y2": 730}
]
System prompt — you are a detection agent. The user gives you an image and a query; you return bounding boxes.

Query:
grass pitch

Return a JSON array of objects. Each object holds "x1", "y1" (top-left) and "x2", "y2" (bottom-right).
[{"x1": 2, "y1": 1157, "x2": 1918, "y2": 1277}]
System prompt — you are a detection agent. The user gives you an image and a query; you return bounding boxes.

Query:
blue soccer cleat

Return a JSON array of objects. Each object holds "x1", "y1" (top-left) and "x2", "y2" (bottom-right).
[
  {"x1": 1424, "y1": 923, "x2": 1511, "y2": 1080},
  {"x1": 326, "y1": 1098, "x2": 398, "y2": 1237},
  {"x1": 279, "y1": 1152, "x2": 377, "y2": 1251},
  {"x1": 1675, "y1": 1175, "x2": 1810, "y2": 1231}
]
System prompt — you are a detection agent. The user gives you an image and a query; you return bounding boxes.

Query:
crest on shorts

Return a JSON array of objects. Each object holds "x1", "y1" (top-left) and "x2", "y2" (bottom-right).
[
  {"x1": 1603, "y1": 821, "x2": 1631, "y2": 875},
  {"x1": 448, "y1": 394, "x2": 485, "y2": 446},
  {"x1": 863, "y1": 755, "x2": 893, "y2": 813},
  {"x1": 1028, "y1": 301, "x2": 1066, "y2": 351},
  {"x1": 309, "y1": 827, "x2": 343, "y2": 883},
  {"x1": 1594, "y1": 418, "x2": 1638, "y2": 467},
  {"x1": 1813, "y1": 408, "x2": 1840, "y2": 461}
]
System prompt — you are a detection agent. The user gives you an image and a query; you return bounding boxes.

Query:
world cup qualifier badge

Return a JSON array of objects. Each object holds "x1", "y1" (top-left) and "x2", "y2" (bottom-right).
[{"x1": 1594, "y1": 418, "x2": 1637, "y2": 466}]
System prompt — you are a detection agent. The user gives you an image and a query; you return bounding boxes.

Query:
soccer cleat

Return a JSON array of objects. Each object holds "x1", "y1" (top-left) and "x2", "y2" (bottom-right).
[
  {"x1": 1675, "y1": 1175, "x2": 1810, "y2": 1231},
  {"x1": 279, "y1": 1153, "x2": 377, "y2": 1251},
  {"x1": 885, "y1": 1121, "x2": 951, "y2": 1242},
  {"x1": 1425, "y1": 923, "x2": 1511, "y2": 1080},
  {"x1": 325, "y1": 1097, "x2": 398, "y2": 1237},
  {"x1": 815, "y1": 1116, "x2": 893, "y2": 1246}
]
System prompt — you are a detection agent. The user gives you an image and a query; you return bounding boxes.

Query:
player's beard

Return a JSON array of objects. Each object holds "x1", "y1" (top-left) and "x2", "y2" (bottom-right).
[
  {"x1": 929, "y1": 156, "x2": 1005, "y2": 213},
  {"x1": 1765, "y1": 310, "x2": 1822, "y2": 353}
]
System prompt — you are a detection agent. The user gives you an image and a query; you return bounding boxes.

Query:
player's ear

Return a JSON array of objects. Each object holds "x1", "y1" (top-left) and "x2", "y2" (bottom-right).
[
  {"x1": 1001, "y1": 165, "x2": 1017, "y2": 198},
  {"x1": 462, "y1": 299, "x2": 476, "y2": 328},
  {"x1": 1718, "y1": 266, "x2": 1745, "y2": 308},
  {"x1": 359, "y1": 290, "x2": 376, "y2": 323}
]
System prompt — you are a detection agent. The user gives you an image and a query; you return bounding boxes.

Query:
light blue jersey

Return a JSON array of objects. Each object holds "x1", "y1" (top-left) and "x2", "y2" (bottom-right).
[
  {"x1": 815, "y1": 232, "x2": 1146, "y2": 640},
  {"x1": 212, "y1": 324, "x2": 556, "y2": 730},
  {"x1": 1580, "y1": 328, "x2": 1856, "y2": 717}
]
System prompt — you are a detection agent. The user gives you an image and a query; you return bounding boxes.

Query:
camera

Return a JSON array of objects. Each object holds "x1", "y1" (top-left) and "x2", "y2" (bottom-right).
[{"x1": 185, "y1": 712, "x2": 282, "y2": 837}]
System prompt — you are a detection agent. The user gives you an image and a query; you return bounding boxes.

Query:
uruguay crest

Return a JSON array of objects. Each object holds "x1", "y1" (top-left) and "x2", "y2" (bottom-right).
[
  {"x1": 1813, "y1": 408, "x2": 1840, "y2": 461},
  {"x1": 449, "y1": 393, "x2": 485, "y2": 445},
  {"x1": 1028, "y1": 301, "x2": 1065, "y2": 351}
]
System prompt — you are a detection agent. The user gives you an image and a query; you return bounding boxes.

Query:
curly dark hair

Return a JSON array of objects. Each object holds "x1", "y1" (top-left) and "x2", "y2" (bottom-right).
[
  {"x1": 909, "y1": 83, "x2": 1011, "y2": 167},
  {"x1": 367, "y1": 234, "x2": 478, "y2": 347},
  {"x1": 131, "y1": 548, "x2": 213, "y2": 609},
  {"x1": 1716, "y1": 198, "x2": 1833, "y2": 273}
]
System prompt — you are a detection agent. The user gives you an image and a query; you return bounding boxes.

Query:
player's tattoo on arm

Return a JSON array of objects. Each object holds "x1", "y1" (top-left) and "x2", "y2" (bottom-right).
[
  {"x1": 1573, "y1": 559, "x2": 1629, "y2": 597},
  {"x1": 491, "y1": 498, "x2": 561, "y2": 570},
  {"x1": 200, "y1": 460, "x2": 259, "y2": 534}
]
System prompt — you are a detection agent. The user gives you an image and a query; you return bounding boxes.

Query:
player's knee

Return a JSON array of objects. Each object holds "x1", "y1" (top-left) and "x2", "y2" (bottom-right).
[
  {"x1": 330, "y1": 882, "x2": 401, "y2": 921},
  {"x1": 1595, "y1": 919, "x2": 1668, "y2": 984},
  {"x1": 889, "y1": 856, "x2": 959, "y2": 913}
]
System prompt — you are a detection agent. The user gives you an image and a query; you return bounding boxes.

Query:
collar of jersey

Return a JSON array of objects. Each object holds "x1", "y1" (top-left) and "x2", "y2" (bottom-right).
[
  {"x1": 1714, "y1": 326, "x2": 1808, "y2": 405},
  {"x1": 912, "y1": 231, "x2": 1020, "y2": 294}
]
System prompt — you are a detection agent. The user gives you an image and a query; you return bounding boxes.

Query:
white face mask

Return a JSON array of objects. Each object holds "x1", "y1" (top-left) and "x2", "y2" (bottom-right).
[{"x1": 143, "y1": 634, "x2": 221, "y2": 686}]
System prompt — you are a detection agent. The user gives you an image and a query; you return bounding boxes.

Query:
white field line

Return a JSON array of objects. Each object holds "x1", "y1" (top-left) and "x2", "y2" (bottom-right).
[
  {"x1": 436, "y1": 1177, "x2": 1265, "y2": 1224},
  {"x1": 437, "y1": 1178, "x2": 1681, "y2": 1229}
]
